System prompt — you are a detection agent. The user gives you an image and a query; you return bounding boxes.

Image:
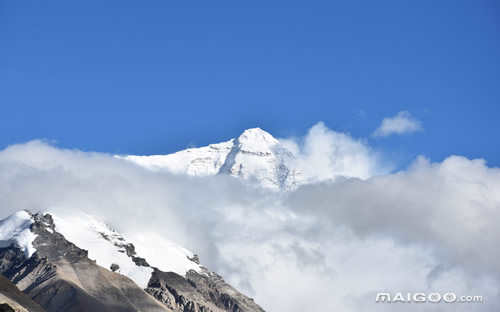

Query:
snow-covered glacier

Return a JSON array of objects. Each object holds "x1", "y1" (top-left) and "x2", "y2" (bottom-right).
[{"x1": 121, "y1": 128, "x2": 304, "y2": 190}]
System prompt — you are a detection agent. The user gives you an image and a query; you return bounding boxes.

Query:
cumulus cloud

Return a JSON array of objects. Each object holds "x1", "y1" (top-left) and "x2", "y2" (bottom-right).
[
  {"x1": 281, "y1": 122, "x2": 390, "y2": 182},
  {"x1": 0, "y1": 125, "x2": 499, "y2": 312},
  {"x1": 373, "y1": 111, "x2": 422, "y2": 137}
]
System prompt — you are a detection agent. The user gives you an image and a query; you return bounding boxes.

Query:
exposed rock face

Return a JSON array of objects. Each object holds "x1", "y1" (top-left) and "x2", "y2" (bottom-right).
[
  {"x1": 146, "y1": 270, "x2": 222, "y2": 312},
  {"x1": 0, "y1": 274, "x2": 46, "y2": 312},
  {"x1": 0, "y1": 212, "x2": 265, "y2": 312},
  {"x1": 145, "y1": 270, "x2": 264, "y2": 312},
  {"x1": 1, "y1": 213, "x2": 170, "y2": 312},
  {"x1": 186, "y1": 271, "x2": 263, "y2": 312}
]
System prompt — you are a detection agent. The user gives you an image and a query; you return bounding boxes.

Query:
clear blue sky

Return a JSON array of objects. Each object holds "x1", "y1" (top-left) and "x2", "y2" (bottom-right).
[{"x1": 1, "y1": 1, "x2": 499, "y2": 168}]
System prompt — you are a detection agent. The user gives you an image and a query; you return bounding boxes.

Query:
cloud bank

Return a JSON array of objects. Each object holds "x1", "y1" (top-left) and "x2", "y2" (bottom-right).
[
  {"x1": 281, "y1": 122, "x2": 390, "y2": 182},
  {"x1": 0, "y1": 124, "x2": 498, "y2": 312},
  {"x1": 373, "y1": 111, "x2": 422, "y2": 137}
]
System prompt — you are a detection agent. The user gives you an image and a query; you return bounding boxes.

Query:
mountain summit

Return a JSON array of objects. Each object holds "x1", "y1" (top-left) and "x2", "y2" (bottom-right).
[{"x1": 122, "y1": 128, "x2": 303, "y2": 190}]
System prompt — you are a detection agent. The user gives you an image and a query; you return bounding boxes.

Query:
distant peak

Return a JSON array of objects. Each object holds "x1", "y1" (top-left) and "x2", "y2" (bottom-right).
[
  {"x1": 237, "y1": 128, "x2": 278, "y2": 146},
  {"x1": 240, "y1": 127, "x2": 268, "y2": 135}
]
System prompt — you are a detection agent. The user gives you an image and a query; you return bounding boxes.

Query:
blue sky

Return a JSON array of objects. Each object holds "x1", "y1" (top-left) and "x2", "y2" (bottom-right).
[{"x1": 1, "y1": 0, "x2": 499, "y2": 169}]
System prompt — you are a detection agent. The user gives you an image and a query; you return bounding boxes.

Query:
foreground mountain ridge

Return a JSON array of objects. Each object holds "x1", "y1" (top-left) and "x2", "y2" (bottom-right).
[{"x1": 0, "y1": 211, "x2": 265, "y2": 312}]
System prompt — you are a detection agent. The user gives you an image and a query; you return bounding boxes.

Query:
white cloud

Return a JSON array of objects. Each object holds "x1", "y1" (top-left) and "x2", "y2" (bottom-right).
[
  {"x1": 0, "y1": 125, "x2": 499, "y2": 312},
  {"x1": 281, "y1": 122, "x2": 391, "y2": 182},
  {"x1": 373, "y1": 111, "x2": 422, "y2": 137}
]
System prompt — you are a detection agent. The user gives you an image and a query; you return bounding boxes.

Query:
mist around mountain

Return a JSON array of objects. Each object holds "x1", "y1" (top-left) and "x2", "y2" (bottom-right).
[
  {"x1": 0, "y1": 123, "x2": 499, "y2": 311},
  {"x1": 122, "y1": 125, "x2": 384, "y2": 190}
]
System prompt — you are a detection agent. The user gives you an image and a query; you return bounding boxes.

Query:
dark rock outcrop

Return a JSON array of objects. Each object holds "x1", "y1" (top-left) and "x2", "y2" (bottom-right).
[
  {"x1": 0, "y1": 303, "x2": 15, "y2": 312},
  {"x1": 145, "y1": 270, "x2": 264, "y2": 312},
  {"x1": 0, "y1": 274, "x2": 46, "y2": 312}
]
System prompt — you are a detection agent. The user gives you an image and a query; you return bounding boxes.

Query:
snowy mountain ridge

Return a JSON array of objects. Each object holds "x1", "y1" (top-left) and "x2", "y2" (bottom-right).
[
  {"x1": 0, "y1": 210, "x2": 264, "y2": 311},
  {"x1": 0, "y1": 211, "x2": 202, "y2": 288},
  {"x1": 51, "y1": 212, "x2": 203, "y2": 288},
  {"x1": 121, "y1": 128, "x2": 303, "y2": 190}
]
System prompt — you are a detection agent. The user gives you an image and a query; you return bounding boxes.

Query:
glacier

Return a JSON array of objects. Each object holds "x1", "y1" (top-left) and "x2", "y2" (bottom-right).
[{"x1": 120, "y1": 128, "x2": 304, "y2": 190}]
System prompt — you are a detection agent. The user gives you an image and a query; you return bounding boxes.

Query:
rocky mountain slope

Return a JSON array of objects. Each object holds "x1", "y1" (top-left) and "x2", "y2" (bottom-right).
[
  {"x1": 0, "y1": 211, "x2": 264, "y2": 312},
  {"x1": 121, "y1": 128, "x2": 303, "y2": 190},
  {"x1": 0, "y1": 274, "x2": 46, "y2": 312}
]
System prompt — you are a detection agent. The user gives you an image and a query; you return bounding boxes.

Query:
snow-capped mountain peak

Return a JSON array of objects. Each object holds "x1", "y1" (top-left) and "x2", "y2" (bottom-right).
[
  {"x1": 120, "y1": 128, "x2": 303, "y2": 190},
  {"x1": 234, "y1": 128, "x2": 279, "y2": 155}
]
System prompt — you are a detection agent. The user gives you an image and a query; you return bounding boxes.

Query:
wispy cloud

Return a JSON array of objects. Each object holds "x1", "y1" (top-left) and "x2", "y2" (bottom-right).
[{"x1": 373, "y1": 111, "x2": 422, "y2": 137}]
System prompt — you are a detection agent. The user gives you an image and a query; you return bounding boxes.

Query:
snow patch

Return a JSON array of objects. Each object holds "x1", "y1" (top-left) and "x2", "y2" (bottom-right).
[
  {"x1": 52, "y1": 212, "x2": 202, "y2": 288},
  {"x1": 0, "y1": 211, "x2": 37, "y2": 258},
  {"x1": 52, "y1": 213, "x2": 154, "y2": 288},
  {"x1": 126, "y1": 231, "x2": 202, "y2": 275}
]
